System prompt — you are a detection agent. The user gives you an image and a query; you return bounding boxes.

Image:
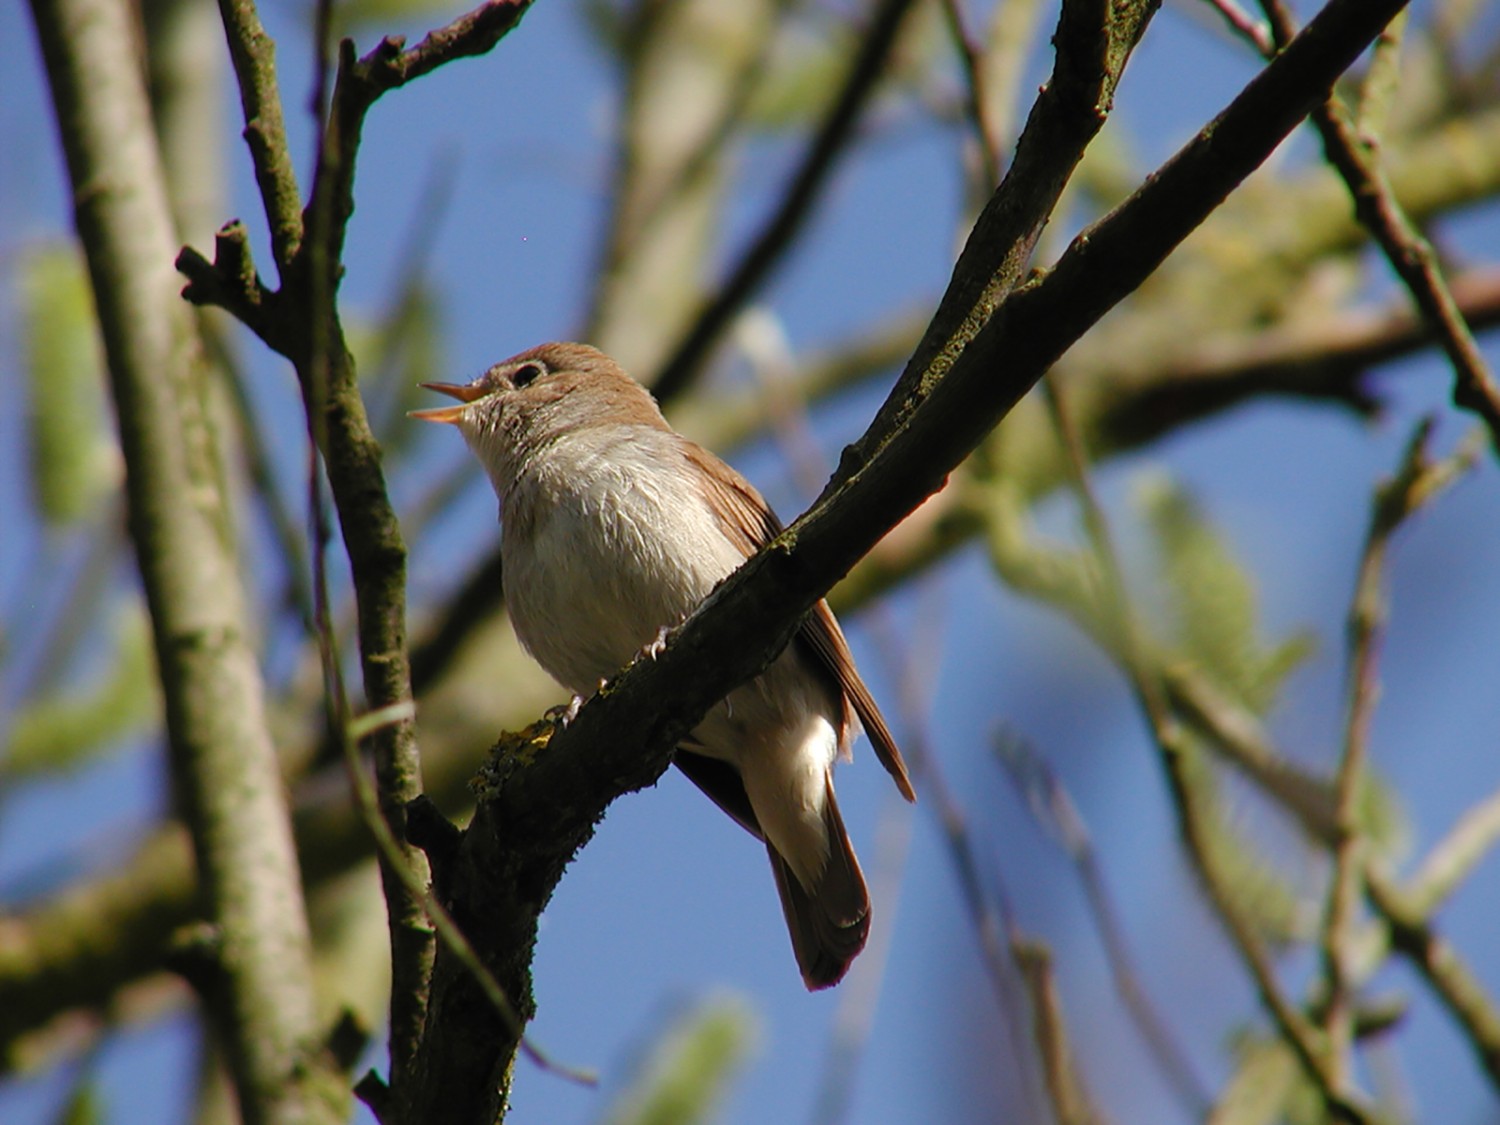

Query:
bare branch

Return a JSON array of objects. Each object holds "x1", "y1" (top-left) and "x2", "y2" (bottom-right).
[
  {"x1": 1014, "y1": 941, "x2": 1105, "y2": 1125},
  {"x1": 649, "y1": 0, "x2": 924, "y2": 402},
  {"x1": 1037, "y1": 370, "x2": 1365, "y2": 1119},
  {"x1": 1259, "y1": 0, "x2": 1500, "y2": 448},
  {"x1": 409, "y1": 0, "x2": 1411, "y2": 1113},
  {"x1": 1318, "y1": 421, "x2": 1460, "y2": 1083},
  {"x1": 185, "y1": 0, "x2": 539, "y2": 1101},
  {"x1": 26, "y1": 0, "x2": 340, "y2": 1117},
  {"x1": 1366, "y1": 870, "x2": 1500, "y2": 1091},
  {"x1": 213, "y1": 0, "x2": 304, "y2": 272},
  {"x1": 996, "y1": 736, "x2": 1212, "y2": 1115}
]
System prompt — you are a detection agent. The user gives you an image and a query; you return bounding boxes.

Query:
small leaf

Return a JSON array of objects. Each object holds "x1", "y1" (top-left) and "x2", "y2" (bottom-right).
[
  {"x1": 4, "y1": 604, "x2": 157, "y2": 778},
  {"x1": 1180, "y1": 737, "x2": 1312, "y2": 944},
  {"x1": 53, "y1": 1077, "x2": 105, "y2": 1125},
  {"x1": 331, "y1": 0, "x2": 471, "y2": 41},
  {"x1": 603, "y1": 996, "x2": 758, "y2": 1125},
  {"x1": 1354, "y1": 771, "x2": 1410, "y2": 863},
  {"x1": 1137, "y1": 474, "x2": 1314, "y2": 714},
  {"x1": 21, "y1": 243, "x2": 117, "y2": 527},
  {"x1": 1210, "y1": 1035, "x2": 1297, "y2": 1125}
]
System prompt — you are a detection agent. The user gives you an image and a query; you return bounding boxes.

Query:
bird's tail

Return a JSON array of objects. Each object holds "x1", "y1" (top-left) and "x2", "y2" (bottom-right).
[{"x1": 767, "y1": 774, "x2": 870, "y2": 990}]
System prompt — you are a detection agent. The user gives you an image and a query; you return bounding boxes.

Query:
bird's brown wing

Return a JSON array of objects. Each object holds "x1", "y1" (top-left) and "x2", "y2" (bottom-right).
[
  {"x1": 797, "y1": 600, "x2": 914, "y2": 800},
  {"x1": 682, "y1": 441, "x2": 915, "y2": 802},
  {"x1": 681, "y1": 440, "x2": 784, "y2": 549}
]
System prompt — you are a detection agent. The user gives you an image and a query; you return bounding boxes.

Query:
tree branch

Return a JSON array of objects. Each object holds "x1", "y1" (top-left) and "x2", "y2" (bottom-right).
[
  {"x1": 17, "y1": 243, "x2": 1492, "y2": 1071},
  {"x1": 25, "y1": 0, "x2": 341, "y2": 1118},
  {"x1": 408, "y1": 0, "x2": 1410, "y2": 1114},
  {"x1": 183, "y1": 0, "x2": 537, "y2": 1101},
  {"x1": 214, "y1": 0, "x2": 304, "y2": 272},
  {"x1": 1257, "y1": 0, "x2": 1500, "y2": 449},
  {"x1": 648, "y1": 0, "x2": 924, "y2": 402}
]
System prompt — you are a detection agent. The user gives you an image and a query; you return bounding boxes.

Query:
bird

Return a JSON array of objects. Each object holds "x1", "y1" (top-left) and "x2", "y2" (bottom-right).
[{"x1": 412, "y1": 341, "x2": 915, "y2": 988}]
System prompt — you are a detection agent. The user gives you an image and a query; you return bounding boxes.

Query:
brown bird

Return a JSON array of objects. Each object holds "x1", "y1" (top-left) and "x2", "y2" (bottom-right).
[{"x1": 413, "y1": 342, "x2": 915, "y2": 988}]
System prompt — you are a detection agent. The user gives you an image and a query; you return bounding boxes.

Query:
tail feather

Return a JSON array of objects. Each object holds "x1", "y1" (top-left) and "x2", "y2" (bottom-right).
[{"x1": 767, "y1": 777, "x2": 869, "y2": 990}]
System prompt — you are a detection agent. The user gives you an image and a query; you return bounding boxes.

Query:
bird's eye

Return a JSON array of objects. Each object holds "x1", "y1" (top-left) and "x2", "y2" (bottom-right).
[{"x1": 511, "y1": 361, "x2": 545, "y2": 388}]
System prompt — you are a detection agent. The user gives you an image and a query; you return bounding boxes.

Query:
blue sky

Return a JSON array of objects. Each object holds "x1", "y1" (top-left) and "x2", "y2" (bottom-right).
[{"x1": 4, "y1": 1, "x2": 1499, "y2": 1123}]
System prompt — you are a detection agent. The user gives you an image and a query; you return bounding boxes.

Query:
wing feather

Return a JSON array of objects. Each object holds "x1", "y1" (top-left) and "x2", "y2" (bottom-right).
[{"x1": 682, "y1": 440, "x2": 915, "y2": 802}]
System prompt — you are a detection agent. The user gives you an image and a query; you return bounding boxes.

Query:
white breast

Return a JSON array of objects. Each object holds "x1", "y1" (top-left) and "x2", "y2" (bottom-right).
[{"x1": 499, "y1": 426, "x2": 746, "y2": 694}]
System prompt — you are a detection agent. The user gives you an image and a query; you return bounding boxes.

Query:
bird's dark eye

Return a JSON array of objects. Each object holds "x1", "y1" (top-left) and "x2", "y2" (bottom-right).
[{"x1": 511, "y1": 361, "x2": 545, "y2": 388}]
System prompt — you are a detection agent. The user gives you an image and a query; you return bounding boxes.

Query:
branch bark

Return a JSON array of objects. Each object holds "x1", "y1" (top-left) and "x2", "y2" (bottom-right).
[
  {"x1": 179, "y1": 0, "x2": 541, "y2": 1105},
  {"x1": 406, "y1": 0, "x2": 1412, "y2": 1115},
  {"x1": 10, "y1": 247, "x2": 1493, "y2": 1073},
  {"x1": 25, "y1": 0, "x2": 342, "y2": 1119},
  {"x1": 0, "y1": 0, "x2": 1428, "y2": 1110}
]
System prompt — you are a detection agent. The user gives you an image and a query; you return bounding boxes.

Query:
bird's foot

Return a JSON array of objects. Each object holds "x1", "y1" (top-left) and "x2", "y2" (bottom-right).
[
  {"x1": 641, "y1": 624, "x2": 673, "y2": 660},
  {"x1": 545, "y1": 693, "x2": 588, "y2": 728}
]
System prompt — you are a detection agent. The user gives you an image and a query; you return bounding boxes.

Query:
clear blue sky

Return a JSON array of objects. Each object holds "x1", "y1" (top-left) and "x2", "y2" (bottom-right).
[{"x1": 3, "y1": 1, "x2": 1499, "y2": 1123}]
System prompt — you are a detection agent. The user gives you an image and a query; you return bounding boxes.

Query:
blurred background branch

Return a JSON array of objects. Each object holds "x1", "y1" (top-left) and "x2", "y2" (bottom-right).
[{"x1": 6, "y1": 0, "x2": 1500, "y2": 1121}]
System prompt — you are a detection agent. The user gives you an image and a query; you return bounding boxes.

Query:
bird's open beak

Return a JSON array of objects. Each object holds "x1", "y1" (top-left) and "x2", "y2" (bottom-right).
[{"x1": 409, "y1": 382, "x2": 485, "y2": 424}]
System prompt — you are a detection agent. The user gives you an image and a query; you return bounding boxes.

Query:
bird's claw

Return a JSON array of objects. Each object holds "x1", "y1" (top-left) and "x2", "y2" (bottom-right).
[
  {"x1": 545, "y1": 694, "x2": 588, "y2": 728},
  {"x1": 641, "y1": 624, "x2": 672, "y2": 660}
]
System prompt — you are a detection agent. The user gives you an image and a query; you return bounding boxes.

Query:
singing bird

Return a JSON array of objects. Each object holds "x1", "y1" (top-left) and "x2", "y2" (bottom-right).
[{"x1": 413, "y1": 342, "x2": 915, "y2": 988}]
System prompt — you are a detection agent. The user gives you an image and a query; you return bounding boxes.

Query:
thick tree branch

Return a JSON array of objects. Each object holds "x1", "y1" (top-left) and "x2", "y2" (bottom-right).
[
  {"x1": 183, "y1": 0, "x2": 537, "y2": 1099},
  {"x1": 13, "y1": 251, "x2": 1494, "y2": 1068},
  {"x1": 25, "y1": 0, "x2": 341, "y2": 1119},
  {"x1": 408, "y1": 0, "x2": 1410, "y2": 1114},
  {"x1": 0, "y1": 831, "x2": 200, "y2": 1062},
  {"x1": 854, "y1": 0, "x2": 1161, "y2": 453},
  {"x1": 6, "y1": 0, "x2": 1453, "y2": 1096}
]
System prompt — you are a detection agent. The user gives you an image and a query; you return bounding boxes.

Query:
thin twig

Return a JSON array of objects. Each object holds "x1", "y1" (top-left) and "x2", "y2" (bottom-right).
[
  {"x1": 201, "y1": 0, "x2": 540, "y2": 1104},
  {"x1": 344, "y1": 720, "x2": 599, "y2": 1089},
  {"x1": 1167, "y1": 640, "x2": 1500, "y2": 1097},
  {"x1": 1365, "y1": 867, "x2": 1500, "y2": 1091},
  {"x1": 301, "y1": 3, "x2": 538, "y2": 1098},
  {"x1": 213, "y1": 0, "x2": 304, "y2": 271},
  {"x1": 1408, "y1": 786, "x2": 1500, "y2": 912},
  {"x1": 315, "y1": 1, "x2": 535, "y2": 283},
  {"x1": 204, "y1": 326, "x2": 317, "y2": 641},
  {"x1": 303, "y1": 1, "x2": 439, "y2": 1086},
  {"x1": 984, "y1": 407, "x2": 1493, "y2": 1106},
  {"x1": 1013, "y1": 940, "x2": 1105, "y2": 1125},
  {"x1": 306, "y1": 449, "x2": 594, "y2": 1093},
  {"x1": 939, "y1": 0, "x2": 1003, "y2": 186},
  {"x1": 1199, "y1": 0, "x2": 1273, "y2": 54},
  {"x1": 1319, "y1": 422, "x2": 1432, "y2": 1084},
  {"x1": 650, "y1": 0, "x2": 923, "y2": 403},
  {"x1": 737, "y1": 321, "x2": 981, "y2": 1125},
  {"x1": 4, "y1": 500, "x2": 122, "y2": 709},
  {"x1": 344, "y1": 0, "x2": 535, "y2": 93},
  {"x1": 1315, "y1": 421, "x2": 1481, "y2": 1079},
  {"x1": 1257, "y1": 0, "x2": 1500, "y2": 450},
  {"x1": 1039, "y1": 374, "x2": 1371, "y2": 1123},
  {"x1": 995, "y1": 735, "x2": 1213, "y2": 1116},
  {"x1": 913, "y1": 726, "x2": 1039, "y2": 1101}
]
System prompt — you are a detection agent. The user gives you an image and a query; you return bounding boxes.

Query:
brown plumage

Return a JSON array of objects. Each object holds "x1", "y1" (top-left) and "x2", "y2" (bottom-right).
[{"x1": 414, "y1": 342, "x2": 915, "y2": 988}]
